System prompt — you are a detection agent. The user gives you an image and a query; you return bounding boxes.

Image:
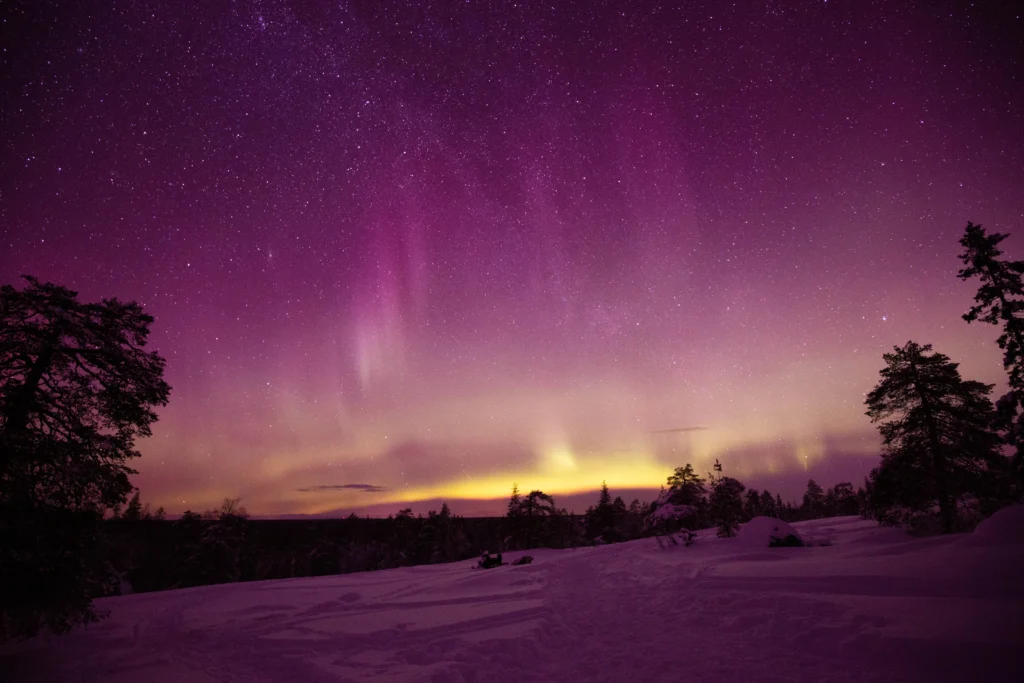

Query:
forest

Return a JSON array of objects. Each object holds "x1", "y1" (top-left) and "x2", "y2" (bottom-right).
[
  {"x1": 2, "y1": 221, "x2": 1023, "y2": 639},
  {"x1": 99, "y1": 472, "x2": 865, "y2": 596}
]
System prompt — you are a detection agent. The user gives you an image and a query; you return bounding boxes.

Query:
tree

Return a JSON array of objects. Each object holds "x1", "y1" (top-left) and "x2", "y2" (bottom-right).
[
  {"x1": 865, "y1": 341, "x2": 1003, "y2": 532},
  {"x1": 648, "y1": 463, "x2": 707, "y2": 532},
  {"x1": 0, "y1": 277, "x2": 170, "y2": 639},
  {"x1": 744, "y1": 488, "x2": 762, "y2": 520},
  {"x1": 507, "y1": 483, "x2": 522, "y2": 517},
  {"x1": 707, "y1": 461, "x2": 745, "y2": 537},
  {"x1": 121, "y1": 491, "x2": 143, "y2": 522},
  {"x1": 519, "y1": 490, "x2": 556, "y2": 548},
  {"x1": 759, "y1": 490, "x2": 776, "y2": 517},
  {"x1": 709, "y1": 477, "x2": 746, "y2": 537},
  {"x1": 664, "y1": 464, "x2": 707, "y2": 509},
  {"x1": 958, "y1": 221, "x2": 1024, "y2": 483},
  {"x1": 828, "y1": 482, "x2": 858, "y2": 517},
  {"x1": 802, "y1": 479, "x2": 825, "y2": 517},
  {"x1": 585, "y1": 481, "x2": 618, "y2": 541},
  {"x1": 504, "y1": 483, "x2": 523, "y2": 549}
]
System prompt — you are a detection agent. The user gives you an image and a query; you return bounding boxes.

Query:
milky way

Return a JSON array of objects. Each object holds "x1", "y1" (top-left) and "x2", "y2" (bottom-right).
[{"x1": 2, "y1": 1, "x2": 1022, "y2": 516}]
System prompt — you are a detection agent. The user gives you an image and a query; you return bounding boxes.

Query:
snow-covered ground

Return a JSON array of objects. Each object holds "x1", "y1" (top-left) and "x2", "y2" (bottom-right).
[{"x1": 4, "y1": 513, "x2": 1022, "y2": 682}]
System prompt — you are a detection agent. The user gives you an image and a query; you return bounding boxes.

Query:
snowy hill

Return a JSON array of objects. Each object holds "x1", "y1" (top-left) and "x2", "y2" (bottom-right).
[{"x1": 3, "y1": 514, "x2": 1022, "y2": 682}]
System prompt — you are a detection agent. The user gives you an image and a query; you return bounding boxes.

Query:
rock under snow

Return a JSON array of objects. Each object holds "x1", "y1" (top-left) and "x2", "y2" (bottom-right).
[
  {"x1": 736, "y1": 516, "x2": 803, "y2": 547},
  {"x1": 970, "y1": 504, "x2": 1024, "y2": 546}
]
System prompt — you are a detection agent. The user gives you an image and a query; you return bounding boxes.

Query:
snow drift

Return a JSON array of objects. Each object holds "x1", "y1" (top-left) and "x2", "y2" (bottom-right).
[
  {"x1": 2, "y1": 516, "x2": 1022, "y2": 683},
  {"x1": 966, "y1": 503, "x2": 1024, "y2": 547},
  {"x1": 735, "y1": 515, "x2": 803, "y2": 547}
]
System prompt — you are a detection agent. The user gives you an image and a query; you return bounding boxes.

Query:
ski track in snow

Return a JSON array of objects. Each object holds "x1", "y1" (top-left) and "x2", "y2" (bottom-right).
[{"x1": 3, "y1": 516, "x2": 1022, "y2": 682}]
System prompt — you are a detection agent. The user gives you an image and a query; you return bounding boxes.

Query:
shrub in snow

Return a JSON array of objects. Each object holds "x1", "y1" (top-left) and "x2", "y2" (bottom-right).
[
  {"x1": 512, "y1": 555, "x2": 533, "y2": 566},
  {"x1": 654, "y1": 529, "x2": 697, "y2": 549},
  {"x1": 736, "y1": 517, "x2": 804, "y2": 548},
  {"x1": 477, "y1": 552, "x2": 504, "y2": 569},
  {"x1": 768, "y1": 534, "x2": 804, "y2": 548}
]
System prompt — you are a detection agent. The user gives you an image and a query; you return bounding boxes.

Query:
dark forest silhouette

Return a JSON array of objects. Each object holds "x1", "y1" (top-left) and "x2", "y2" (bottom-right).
[{"x1": 2, "y1": 221, "x2": 1022, "y2": 640}]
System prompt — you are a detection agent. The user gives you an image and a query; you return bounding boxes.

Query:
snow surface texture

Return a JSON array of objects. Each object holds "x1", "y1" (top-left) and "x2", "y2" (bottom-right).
[
  {"x1": 964, "y1": 503, "x2": 1024, "y2": 547},
  {"x1": 3, "y1": 516, "x2": 1022, "y2": 683},
  {"x1": 735, "y1": 516, "x2": 802, "y2": 547}
]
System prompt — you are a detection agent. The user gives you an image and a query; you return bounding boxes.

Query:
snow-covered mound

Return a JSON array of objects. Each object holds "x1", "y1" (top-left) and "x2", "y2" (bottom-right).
[
  {"x1": 3, "y1": 516, "x2": 1022, "y2": 683},
  {"x1": 970, "y1": 503, "x2": 1024, "y2": 546},
  {"x1": 736, "y1": 515, "x2": 803, "y2": 547}
]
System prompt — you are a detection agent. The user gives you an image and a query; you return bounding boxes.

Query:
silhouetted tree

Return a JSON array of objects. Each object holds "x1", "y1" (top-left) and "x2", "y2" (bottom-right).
[
  {"x1": 195, "y1": 498, "x2": 251, "y2": 583},
  {"x1": 708, "y1": 462, "x2": 745, "y2": 537},
  {"x1": 958, "y1": 221, "x2": 1024, "y2": 484},
  {"x1": 519, "y1": 490, "x2": 556, "y2": 548},
  {"x1": 759, "y1": 490, "x2": 776, "y2": 517},
  {"x1": 121, "y1": 491, "x2": 143, "y2": 522},
  {"x1": 664, "y1": 464, "x2": 707, "y2": 511},
  {"x1": 827, "y1": 482, "x2": 858, "y2": 517},
  {"x1": 585, "y1": 481, "x2": 619, "y2": 541},
  {"x1": 865, "y1": 341, "x2": 1003, "y2": 532},
  {"x1": 0, "y1": 277, "x2": 170, "y2": 640},
  {"x1": 507, "y1": 483, "x2": 522, "y2": 516},
  {"x1": 744, "y1": 488, "x2": 762, "y2": 520},
  {"x1": 648, "y1": 463, "x2": 708, "y2": 534},
  {"x1": 504, "y1": 483, "x2": 523, "y2": 549},
  {"x1": 802, "y1": 479, "x2": 825, "y2": 517}
]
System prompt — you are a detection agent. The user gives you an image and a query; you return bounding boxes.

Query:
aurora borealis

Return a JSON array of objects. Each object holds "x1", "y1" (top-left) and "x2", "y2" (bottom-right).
[{"x1": 2, "y1": 1, "x2": 1022, "y2": 516}]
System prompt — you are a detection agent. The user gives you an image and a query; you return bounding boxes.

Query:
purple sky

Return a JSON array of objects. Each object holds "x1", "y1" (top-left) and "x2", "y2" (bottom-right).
[{"x1": 2, "y1": 1, "x2": 1022, "y2": 516}]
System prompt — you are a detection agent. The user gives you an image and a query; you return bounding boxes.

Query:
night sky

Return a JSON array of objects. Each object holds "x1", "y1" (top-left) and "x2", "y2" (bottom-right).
[{"x1": 2, "y1": 1, "x2": 1022, "y2": 516}]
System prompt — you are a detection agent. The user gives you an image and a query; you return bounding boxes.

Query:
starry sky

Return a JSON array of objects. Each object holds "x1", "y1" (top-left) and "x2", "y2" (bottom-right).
[{"x1": 2, "y1": 1, "x2": 1022, "y2": 517}]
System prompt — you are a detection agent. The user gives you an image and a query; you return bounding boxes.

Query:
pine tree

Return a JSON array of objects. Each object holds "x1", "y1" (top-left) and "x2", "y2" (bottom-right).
[
  {"x1": 0, "y1": 277, "x2": 170, "y2": 639},
  {"x1": 802, "y1": 479, "x2": 825, "y2": 517},
  {"x1": 709, "y1": 473, "x2": 746, "y2": 538},
  {"x1": 649, "y1": 463, "x2": 708, "y2": 532},
  {"x1": 958, "y1": 221, "x2": 1024, "y2": 483},
  {"x1": 830, "y1": 482, "x2": 858, "y2": 516},
  {"x1": 507, "y1": 483, "x2": 522, "y2": 517},
  {"x1": 505, "y1": 483, "x2": 523, "y2": 549},
  {"x1": 121, "y1": 491, "x2": 143, "y2": 521},
  {"x1": 665, "y1": 464, "x2": 707, "y2": 508},
  {"x1": 865, "y1": 341, "x2": 1003, "y2": 532},
  {"x1": 520, "y1": 490, "x2": 555, "y2": 548},
  {"x1": 585, "y1": 481, "x2": 619, "y2": 541},
  {"x1": 760, "y1": 490, "x2": 775, "y2": 517},
  {"x1": 744, "y1": 488, "x2": 762, "y2": 520}
]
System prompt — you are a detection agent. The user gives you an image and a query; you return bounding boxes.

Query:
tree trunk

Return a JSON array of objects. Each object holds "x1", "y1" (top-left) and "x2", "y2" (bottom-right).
[
  {"x1": 1, "y1": 343, "x2": 56, "y2": 441},
  {"x1": 909, "y1": 357, "x2": 954, "y2": 533}
]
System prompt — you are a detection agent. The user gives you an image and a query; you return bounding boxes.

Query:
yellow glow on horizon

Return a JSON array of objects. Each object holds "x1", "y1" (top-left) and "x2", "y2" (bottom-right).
[{"x1": 303, "y1": 448, "x2": 671, "y2": 515}]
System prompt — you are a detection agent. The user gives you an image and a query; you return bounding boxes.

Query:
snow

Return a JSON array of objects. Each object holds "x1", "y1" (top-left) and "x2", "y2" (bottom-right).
[
  {"x1": 735, "y1": 515, "x2": 803, "y2": 547},
  {"x1": 966, "y1": 503, "x2": 1024, "y2": 547},
  {"x1": 3, "y1": 515, "x2": 1022, "y2": 682}
]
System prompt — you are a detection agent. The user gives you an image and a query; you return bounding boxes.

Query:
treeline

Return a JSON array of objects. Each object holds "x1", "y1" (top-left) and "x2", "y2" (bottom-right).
[
  {"x1": 103, "y1": 471, "x2": 864, "y2": 596},
  {"x1": 103, "y1": 500, "x2": 510, "y2": 594}
]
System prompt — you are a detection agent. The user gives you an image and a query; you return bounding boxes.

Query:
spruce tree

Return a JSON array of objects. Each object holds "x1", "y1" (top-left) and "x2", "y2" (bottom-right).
[
  {"x1": 709, "y1": 475, "x2": 746, "y2": 537},
  {"x1": 507, "y1": 483, "x2": 522, "y2": 516},
  {"x1": 505, "y1": 483, "x2": 522, "y2": 548},
  {"x1": 744, "y1": 488, "x2": 762, "y2": 520},
  {"x1": 865, "y1": 341, "x2": 1003, "y2": 532},
  {"x1": 957, "y1": 221, "x2": 1024, "y2": 483},
  {"x1": 802, "y1": 479, "x2": 825, "y2": 517}
]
